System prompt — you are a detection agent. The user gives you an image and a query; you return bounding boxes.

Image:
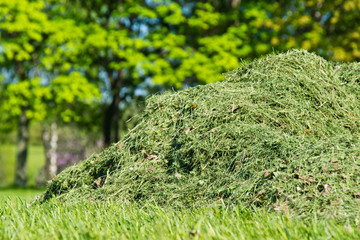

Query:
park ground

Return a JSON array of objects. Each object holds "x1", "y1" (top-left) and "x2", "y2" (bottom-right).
[
  {"x1": 0, "y1": 190, "x2": 359, "y2": 239},
  {"x1": 0, "y1": 144, "x2": 45, "y2": 187},
  {"x1": 0, "y1": 144, "x2": 359, "y2": 239}
]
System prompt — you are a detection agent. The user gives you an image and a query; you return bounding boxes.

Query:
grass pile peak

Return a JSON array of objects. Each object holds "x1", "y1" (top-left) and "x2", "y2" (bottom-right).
[{"x1": 42, "y1": 49, "x2": 360, "y2": 220}]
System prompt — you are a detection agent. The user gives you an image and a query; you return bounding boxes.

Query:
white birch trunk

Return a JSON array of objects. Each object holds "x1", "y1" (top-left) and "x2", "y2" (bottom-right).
[
  {"x1": 42, "y1": 122, "x2": 58, "y2": 180},
  {"x1": 49, "y1": 122, "x2": 58, "y2": 178}
]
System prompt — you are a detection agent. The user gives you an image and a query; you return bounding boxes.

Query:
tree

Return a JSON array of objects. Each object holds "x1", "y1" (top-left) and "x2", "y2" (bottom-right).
[
  {"x1": 42, "y1": 0, "x2": 146, "y2": 146},
  {"x1": 41, "y1": 72, "x2": 100, "y2": 180},
  {"x1": 267, "y1": 0, "x2": 360, "y2": 61},
  {"x1": 41, "y1": 0, "x2": 279, "y2": 146},
  {"x1": 0, "y1": 0, "x2": 100, "y2": 185},
  {"x1": 0, "y1": 0, "x2": 50, "y2": 186},
  {"x1": 142, "y1": 0, "x2": 276, "y2": 86}
]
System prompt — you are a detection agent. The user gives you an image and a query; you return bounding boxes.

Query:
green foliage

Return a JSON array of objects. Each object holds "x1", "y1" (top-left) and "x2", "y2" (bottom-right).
[
  {"x1": 0, "y1": 75, "x2": 12, "y2": 132},
  {"x1": 0, "y1": 73, "x2": 100, "y2": 124},
  {"x1": 266, "y1": 0, "x2": 360, "y2": 61},
  {"x1": 0, "y1": 0, "x2": 101, "y2": 126},
  {"x1": 1, "y1": 78, "x2": 50, "y2": 120},
  {"x1": 41, "y1": 50, "x2": 360, "y2": 220},
  {"x1": 145, "y1": 1, "x2": 277, "y2": 86},
  {"x1": 0, "y1": 0, "x2": 49, "y2": 62},
  {"x1": 0, "y1": 0, "x2": 50, "y2": 132},
  {"x1": 39, "y1": 0, "x2": 283, "y2": 90},
  {"x1": 0, "y1": 75, "x2": 3, "y2": 89},
  {"x1": 49, "y1": 72, "x2": 101, "y2": 123}
]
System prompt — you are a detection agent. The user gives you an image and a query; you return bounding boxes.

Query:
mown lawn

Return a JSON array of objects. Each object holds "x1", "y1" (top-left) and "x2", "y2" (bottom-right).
[
  {"x1": 0, "y1": 144, "x2": 45, "y2": 187},
  {"x1": 0, "y1": 192, "x2": 359, "y2": 240},
  {"x1": 0, "y1": 188, "x2": 44, "y2": 201}
]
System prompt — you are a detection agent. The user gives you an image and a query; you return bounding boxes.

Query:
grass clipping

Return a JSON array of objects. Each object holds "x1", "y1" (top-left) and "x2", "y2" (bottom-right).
[{"x1": 42, "y1": 50, "x2": 360, "y2": 219}]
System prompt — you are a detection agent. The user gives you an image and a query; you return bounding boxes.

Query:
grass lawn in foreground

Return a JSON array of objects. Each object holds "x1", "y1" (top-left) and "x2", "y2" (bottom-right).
[
  {"x1": 0, "y1": 188, "x2": 44, "y2": 201},
  {"x1": 0, "y1": 144, "x2": 45, "y2": 187},
  {"x1": 0, "y1": 197, "x2": 359, "y2": 239}
]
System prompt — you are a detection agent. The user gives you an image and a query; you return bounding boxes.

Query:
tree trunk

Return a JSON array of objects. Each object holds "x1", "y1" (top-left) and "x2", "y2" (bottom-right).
[
  {"x1": 103, "y1": 100, "x2": 115, "y2": 147},
  {"x1": 42, "y1": 122, "x2": 58, "y2": 180},
  {"x1": 14, "y1": 107, "x2": 29, "y2": 187},
  {"x1": 113, "y1": 82, "x2": 121, "y2": 142},
  {"x1": 49, "y1": 122, "x2": 58, "y2": 177},
  {"x1": 103, "y1": 70, "x2": 123, "y2": 147}
]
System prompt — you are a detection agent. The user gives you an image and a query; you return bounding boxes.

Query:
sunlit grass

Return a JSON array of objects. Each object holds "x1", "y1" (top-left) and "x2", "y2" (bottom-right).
[
  {"x1": 0, "y1": 144, "x2": 45, "y2": 186},
  {"x1": 0, "y1": 188, "x2": 44, "y2": 201},
  {"x1": 0, "y1": 198, "x2": 359, "y2": 239}
]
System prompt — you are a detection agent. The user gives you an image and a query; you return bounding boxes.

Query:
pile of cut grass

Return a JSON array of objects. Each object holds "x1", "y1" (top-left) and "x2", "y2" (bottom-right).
[{"x1": 41, "y1": 50, "x2": 360, "y2": 220}]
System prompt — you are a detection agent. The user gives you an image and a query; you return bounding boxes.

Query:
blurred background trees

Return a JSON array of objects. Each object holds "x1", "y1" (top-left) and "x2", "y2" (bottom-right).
[{"x1": 1, "y1": 0, "x2": 359, "y2": 187}]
